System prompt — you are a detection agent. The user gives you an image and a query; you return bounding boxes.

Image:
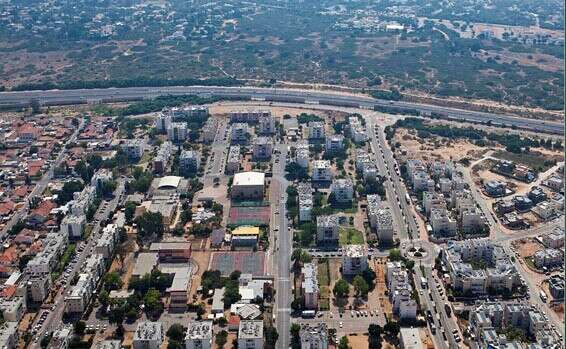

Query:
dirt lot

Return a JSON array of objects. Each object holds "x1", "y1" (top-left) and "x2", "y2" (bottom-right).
[
  {"x1": 393, "y1": 128, "x2": 487, "y2": 163},
  {"x1": 370, "y1": 257, "x2": 392, "y2": 316},
  {"x1": 188, "y1": 250, "x2": 212, "y2": 301},
  {"x1": 512, "y1": 238, "x2": 543, "y2": 258}
]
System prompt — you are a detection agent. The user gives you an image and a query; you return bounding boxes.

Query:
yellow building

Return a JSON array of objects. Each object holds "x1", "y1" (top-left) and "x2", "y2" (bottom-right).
[{"x1": 231, "y1": 226, "x2": 260, "y2": 247}]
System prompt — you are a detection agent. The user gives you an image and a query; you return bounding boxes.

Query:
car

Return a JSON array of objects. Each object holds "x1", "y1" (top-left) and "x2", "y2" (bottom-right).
[
  {"x1": 350, "y1": 311, "x2": 355, "y2": 317},
  {"x1": 339, "y1": 322, "x2": 343, "y2": 328},
  {"x1": 452, "y1": 329, "x2": 458, "y2": 335}
]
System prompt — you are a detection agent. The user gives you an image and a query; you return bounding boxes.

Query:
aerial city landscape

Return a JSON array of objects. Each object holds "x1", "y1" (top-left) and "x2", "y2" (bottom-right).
[{"x1": 0, "y1": 0, "x2": 563, "y2": 349}]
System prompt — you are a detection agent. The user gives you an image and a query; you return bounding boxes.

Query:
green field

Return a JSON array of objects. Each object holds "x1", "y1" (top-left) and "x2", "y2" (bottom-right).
[{"x1": 339, "y1": 228, "x2": 365, "y2": 245}]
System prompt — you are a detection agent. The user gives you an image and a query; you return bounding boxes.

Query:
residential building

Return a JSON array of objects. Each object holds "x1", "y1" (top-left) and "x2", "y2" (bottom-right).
[
  {"x1": 528, "y1": 187, "x2": 547, "y2": 204},
  {"x1": 153, "y1": 141, "x2": 173, "y2": 174},
  {"x1": 325, "y1": 134, "x2": 344, "y2": 153},
  {"x1": 94, "y1": 340, "x2": 122, "y2": 349},
  {"x1": 513, "y1": 195, "x2": 533, "y2": 212},
  {"x1": 0, "y1": 322, "x2": 18, "y2": 349},
  {"x1": 51, "y1": 325, "x2": 73, "y2": 349},
  {"x1": 533, "y1": 249, "x2": 563, "y2": 269},
  {"x1": 60, "y1": 214, "x2": 86, "y2": 239},
  {"x1": 231, "y1": 123, "x2": 249, "y2": 144},
  {"x1": 484, "y1": 180, "x2": 506, "y2": 197},
  {"x1": 258, "y1": 116, "x2": 275, "y2": 134},
  {"x1": 226, "y1": 146, "x2": 241, "y2": 174},
  {"x1": 238, "y1": 320, "x2": 264, "y2": 349},
  {"x1": 316, "y1": 215, "x2": 340, "y2": 244},
  {"x1": 91, "y1": 168, "x2": 113, "y2": 191},
  {"x1": 400, "y1": 327, "x2": 424, "y2": 349},
  {"x1": 185, "y1": 321, "x2": 213, "y2": 349},
  {"x1": 532, "y1": 201, "x2": 557, "y2": 220},
  {"x1": 548, "y1": 275, "x2": 564, "y2": 300},
  {"x1": 295, "y1": 141, "x2": 310, "y2": 168},
  {"x1": 133, "y1": 322, "x2": 163, "y2": 349},
  {"x1": 252, "y1": 137, "x2": 273, "y2": 161},
  {"x1": 430, "y1": 208, "x2": 457, "y2": 237},
  {"x1": 330, "y1": 179, "x2": 353, "y2": 202},
  {"x1": 0, "y1": 297, "x2": 25, "y2": 322},
  {"x1": 542, "y1": 227, "x2": 564, "y2": 249},
  {"x1": 65, "y1": 273, "x2": 94, "y2": 314},
  {"x1": 342, "y1": 245, "x2": 368, "y2": 275},
  {"x1": 347, "y1": 116, "x2": 367, "y2": 143},
  {"x1": 374, "y1": 207, "x2": 394, "y2": 243},
  {"x1": 301, "y1": 263, "x2": 319, "y2": 310},
  {"x1": 179, "y1": 150, "x2": 200, "y2": 174},
  {"x1": 149, "y1": 242, "x2": 192, "y2": 262},
  {"x1": 95, "y1": 223, "x2": 120, "y2": 259},
  {"x1": 460, "y1": 207, "x2": 484, "y2": 234},
  {"x1": 167, "y1": 122, "x2": 188, "y2": 142},
  {"x1": 308, "y1": 121, "x2": 325, "y2": 140},
  {"x1": 26, "y1": 232, "x2": 68, "y2": 274},
  {"x1": 121, "y1": 139, "x2": 145, "y2": 160},
  {"x1": 230, "y1": 110, "x2": 270, "y2": 123},
  {"x1": 231, "y1": 172, "x2": 265, "y2": 200},
  {"x1": 26, "y1": 273, "x2": 52, "y2": 303},
  {"x1": 300, "y1": 323, "x2": 328, "y2": 349},
  {"x1": 297, "y1": 182, "x2": 313, "y2": 222},
  {"x1": 202, "y1": 118, "x2": 218, "y2": 143},
  {"x1": 312, "y1": 160, "x2": 332, "y2": 181}
]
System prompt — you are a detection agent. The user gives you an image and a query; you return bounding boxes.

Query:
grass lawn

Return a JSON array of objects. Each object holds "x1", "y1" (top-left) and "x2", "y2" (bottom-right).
[
  {"x1": 493, "y1": 150, "x2": 560, "y2": 172},
  {"x1": 317, "y1": 260, "x2": 330, "y2": 286},
  {"x1": 339, "y1": 228, "x2": 365, "y2": 245}
]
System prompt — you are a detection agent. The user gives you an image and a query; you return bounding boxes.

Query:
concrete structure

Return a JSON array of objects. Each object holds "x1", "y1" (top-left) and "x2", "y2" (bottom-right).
[
  {"x1": 26, "y1": 273, "x2": 52, "y2": 303},
  {"x1": 51, "y1": 325, "x2": 73, "y2": 349},
  {"x1": 312, "y1": 160, "x2": 332, "y2": 181},
  {"x1": 238, "y1": 320, "x2": 264, "y2": 349},
  {"x1": 325, "y1": 134, "x2": 344, "y2": 153},
  {"x1": 342, "y1": 245, "x2": 368, "y2": 275},
  {"x1": 153, "y1": 141, "x2": 173, "y2": 174},
  {"x1": 0, "y1": 322, "x2": 18, "y2": 349},
  {"x1": 533, "y1": 248, "x2": 563, "y2": 269},
  {"x1": 301, "y1": 263, "x2": 319, "y2": 310},
  {"x1": 149, "y1": 242, "x2": 192, "y2": 262},
  {"x1": 133, "y1": 322, "x2": 163, "y2": 349},
  {"x1": 91, "y1": 168, "x2": 113, "y2": 192},
  {"x1": 179, "y1": 149, "x2": 200, "y2": 174},
  {"x1": 0, "y1": 297, "x2": 25, "y2": 322},
  {"x1": 308, "y1": 121, "x2": 325, "y2": 140},
  {"x1": 60, "y1": 214, "x2": 86, "y2": 239},
  {"x1": 316, "y1": 215, "x2": 340, "y2": 244},
  {"x1": 330, "y1": 178, "x2": 353, "y2": 202},
  {"x1": 26, "y1": 232, "x2": 68, "y2": 274},
  {"x1": 430, "y1": 208, "x2": 457, "y2": 237},
  {"x1": 94, "y1": 340, "x2": 122, "y2": 349},
  {"x1": 300, "y1": 322, "x2": 328, "y2": 349},
  {"x1": 297, "y1": 182, "x2": 313, "y2": 222},
  {"x1": 258, "y1": 115, "x2": 275, "y2": 134},
  {"x1": 231, "y1": 226, "x2": 260, "y2": 248},
  {"x1": 202, "y1": 117, "x2": 218, "y2": 143},
  {"x1": 230, "y1": 110, "x2": 270, "y2": 123},
  {"x1": 226, "y1": 146, "x2": 241, "y2": 174},
  {"x1": 121, "y1": 139, "x2": 145, "y2": 160},
  {"x1": 231, "y1": 123, "x2": 249, "y2": 144},
  {"x1": 347, "y1": 116, "x2": 368, "y2": 143},
  {"x1": 95, "y1": 224, "x2": 120, "y2": 259},
  {"x1": 65, "y1": 273, "x2": 94, "y2": 314},
  {"x1": 231, "y1": 172, "x2": 265, "y2": 200},
  {"x1": 252, "y1": 137, "x2": 273, "y2": 161},
  {"x1": 542, "y1": 227, "x2": 564, "y2": 249},
  {"x1": 295, "y1": 141, "x2": 310, "y2": 168},
  {"x1": 185, "y1": 321, "x2": 213, "y2": 349},
  {"x1": 167, "y1": 122, "x2": 188, "y2": 142}
]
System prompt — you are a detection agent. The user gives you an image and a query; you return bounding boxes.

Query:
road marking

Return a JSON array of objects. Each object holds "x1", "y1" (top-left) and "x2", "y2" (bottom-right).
[{"x1": 277, "y1": 308, "x2": 291, "y2": 312}]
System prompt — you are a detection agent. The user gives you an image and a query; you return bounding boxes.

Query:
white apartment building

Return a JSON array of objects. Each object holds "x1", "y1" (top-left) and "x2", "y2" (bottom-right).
[
  {"x1": 542, "y1": 227, "x2": 564, "y2": 249},
  {"x1": 316, "y1": 215, "x2": 340, "y2": 244},
  {"x1": 226, "y1": 146, "x2": 241, "y2": 174},
  {"x1": 252, "y1": 137, "x2": 273, "y2": 160},
  {"x1": 258, "y1": 116, "x2": 275, "y2": 134},
  {"x1": 0, "y1": 322, "x2": 18, "y2": 349},
  {"x1": 179, "y1": 149, "x2": 201, "y2": 174},
  {"x1": 296, "y1": 142, "x2": 310, "y2": 168},
  {"x1": 300, "y1": 323, "x2": 328, "y2": 349},
  {"x1": 301, "y1": 263, "x2": 319, "y2": 310},
  {"x1": 0, "y1": 297, "x2": 25, "y2": 322},
  {"x1": 238, "y1": 320, "x2": 264, "y2": 349},
  {"x1": 26, "y1": 232, "x2": 68, "y2": 274},
  {"x1": 342, "y1": 245, "x2": 368, "y2": 276},
  {"x1": 308, "y1": 121, "x2": 325, "y2": 140},
  {"x1": 167, "y1": 122, "x2": 188, "y2": 142},
  {"x1": 60, "y1": 214, "x2": 86, "y2": 239},
  {"x1": 95, "y1": 224, "x2": 120, "y2": 260},
  {"x1": 230, "y1": 110, "x2": 270, "y2": 123},
  {"x1": 155, "y1": 111, "x2": 172, "y2": 133},
  {"x1": 297, "y1": 182, "x2": 313, "y2": 222},
  {"x1": 121, "y1": 139, "x2": 145, "y2": 160},
  {"x1": 153, "y1": 141, "x2": 173, "y2": 174},
  {"x1": 185, "y1": 321, "x2": 213, "y2": 349},
  {"x1": 330, "y1": 179, "x2": 354, "y2": 202},
  {"x1": 430, "y1": 208, "x2": 457, "y2": 237},
  {"x1": 461, "y1": 207, "x2": 484, "y2": 233},
  {"x1": 91, "y1": 168, "x2": 113, "y2": 192},
  {"x1": 26, "y1": 273, "x2": 52, "y2": 303},
  {"x1": 202, "y1": 118, "x2": 218, "y2": 143},
  {"x1": 133, "y1": 322, "x2": 163, "y2": 349},
  {"x1": 65, "y1": 273, "x2": 94, "y2": 314},
  {"x1": 312, "y1": 160, "x2": 332, "y2": 181},
  {"x1": 347, "y1": 116, "x2": 368, "y2": 143},
  {"x1": 374, "y1": 207, "x2": 394, "y2": 243},
  {"x1": 533, "y1": 248, "x2": 563, "y2": 269},
  {"x1": 325, "y1": 134, "x2": 344, "y2": 153},
  {"x1": 231, "y1": 123, "x2": 249, "y2": 144},
  {"x1": 70, "y1": 186, "x2": 96, "y2": 216}
]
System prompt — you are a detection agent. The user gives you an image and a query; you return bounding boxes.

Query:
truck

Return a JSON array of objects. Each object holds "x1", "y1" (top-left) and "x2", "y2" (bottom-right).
[
  {"x1": 405, "y1": 193, "x2": 411, "y2": 204},
  {"x1": 444, "y1": 303, "x2": 452, "y2": 317},
  {"x1": 540, "y1": 291, "x2": 548, "y2": 303}
]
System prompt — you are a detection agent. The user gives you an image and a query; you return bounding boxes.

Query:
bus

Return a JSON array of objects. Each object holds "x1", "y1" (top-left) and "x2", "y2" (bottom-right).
[
  {"x1": 302, "y1": 310, "x2": 316, "y2": 318},
  {"x1": 405, "y1": 193, "x2": 411, "y2": 204},
  {"x1": 420, "y1": 277, "x2": 428, "y2": 289}
]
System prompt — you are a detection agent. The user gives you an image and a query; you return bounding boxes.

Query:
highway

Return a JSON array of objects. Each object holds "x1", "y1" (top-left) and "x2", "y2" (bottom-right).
[{"x1": 0, "y1": 86, "x2": 562, "y2": 134}]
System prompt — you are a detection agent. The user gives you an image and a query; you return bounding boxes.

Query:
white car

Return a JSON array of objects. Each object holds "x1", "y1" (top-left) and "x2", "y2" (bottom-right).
[{"x1": 339, "y1": 322, "x2": 343, "y2": 328}]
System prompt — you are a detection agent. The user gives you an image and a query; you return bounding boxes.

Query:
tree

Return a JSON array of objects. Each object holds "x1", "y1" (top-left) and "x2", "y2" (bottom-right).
[
  {"x1": 383, "y1": 320, "x2": 400, "y2": 337},
  {"x1": 98, "y1": 290, "x2": 110, "y2": 308},
  {"x1": 74, "y1": 321, "x2": 86, "y2": 336},
  {"x1": 167, "y1": 323, "x2": 186, "y2": 342},
  {"x1": 135, "y1": 211, "x2": 165, "y2": 240},
  {"x1": 353, "y1": 275, "x2": 369, "y2": 297},
  {"x1": 144, "y1": 288, "x2": 164, "y2": 315},
  {"x1": 215, "y1": 330, "x2": 228, "y2": 349},
  {"x1": 265, "y1": 326, "x2": 279, "y2": 348},
  {"x1": 124, "y1": 201, "x2": 137, "y2": 223},
  {"x1": 103, "y1": 271, "x2": 123, "y2": 291},
  {"x1": 338, "y1": 336, "x2": 350, "y2": 349},
  {"x1": 56, "y1": 180, "x2": 84, "y2": 205},
  {"x1": 108, "y1": 306, "x2": 125, "y2": 325},
  {"x1": 333, "y1": 279, "x2": 350, "y2": 298},
  {"x1": 291, "y1": 248, "x2": 312, "y2": 271},
  {"x1": 388, "y1": 249, "x2": 403, "y2": 262},
  {"x1": 368, "y1": 324, "x2": 383, "y2": 349},
  {"x1": 290, "y1": 324, "x2": 301, "y2": 349},
  {"x1": 285, "y1": 163, "x2": 309, "y2": 181}
]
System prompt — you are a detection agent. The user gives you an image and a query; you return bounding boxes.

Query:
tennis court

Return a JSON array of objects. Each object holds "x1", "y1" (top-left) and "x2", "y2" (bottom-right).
[
  {"x1": 228, "y1": 205, "x2": 271, "y2": 226},
  {"x1": 210, "y1": 251, "x2": 266, "y2": 276}
]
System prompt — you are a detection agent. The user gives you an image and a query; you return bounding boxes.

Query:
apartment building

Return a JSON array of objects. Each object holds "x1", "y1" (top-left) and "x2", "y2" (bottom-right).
[
  {"x1": 179, "y1": 149, "x2": 201, "y2": 174},
  {"x1": 252, "y1": 137, "x2": 273, "y2": 161},
  {"x1": 295, "y1": 141, "x2": 310, "y2": 168},
  {"x1": 60, "y1": 214, "x2": 86, "y2": 239},
  {"x1": 325, "y1": 134, "x2": 344, "y2": 153},
  {"x1": 300, "y1": 322, "x2": 328, "y2": 349},
  {"x1": 167, "y1": 122, "x2": 188, "y2": 142},
  {"x1": 258, "y1": 115, "x2": 275, "y2": 134},
  {"x1": 153, "y1": 141, "x2": 173, "y2": 174},
  {"x1": 133, "y1": 322, "x2": 164, "y2": 349},
  {"x1": 231, "y1": 123, "x2": 249, "y2": 144},
  {"x1": 230, "y1": 110, "x2": 270, "y2": 124},
  {"x1": 185, "y1": 321, "x2": 213, "y2": 349},
  {"x1": 65, "y1": 273, "x2": 94, "y2": 314},
  {"x1": 91, "y1": 168, "x2": 114, "y2": 192},
  {"x1": 202, "y1": 118, "x2": 218, "y2": 143},
  {"x1": 121, "y1": 139, "x2": 145, "y2": 160},
  {"x1": 26, "y1": 232, "x2": 68, "y2": 274},
  {"x1": 542, "y1": 227, "x2": 564, "y2": 249},
  {"x1": 226, "y1": 145, "x2": 241, "y2": 174},
  {"x1": 533, "y1": 248, "x2": 563, "y2": 269},
  {"x1": 312, "y1": 160, "x2": 332, "y2": 181},
  {"x1": 0, "y1": 322, "x2": 18, "y2": 349},
  {"x1": 316, "y1": 215, "x2": 340, "y2": 244},
  {"x1": 347, "y1": 116, "x2": 367, "y2": 143},
  {"x1": 330, "y1": 179, "x2": 353, "y2": 202},
  {"x1": 342, "y1": 245, "x2": 368, "y2": 276},
  {"x1": 297, "y1": 182, "x2": 313, "y2": 222},
  {"x1": 386, "y1": 262, "x2": 417, "y2": 320},
  {"x1": 430, "y1": 208, "x2": 457, "y2": 237},
  {"x1": 301, "y1": 263, "x2": 319, "y2": 310},
  {"x1": 238, "y1": 320, "x2": 264, "y2": 349},
  {"x1": 308, "y1": 121, "x2": 325, "y2": 140},
  {"x1": 95, "y1": 224, "x2": 120, "y2": 259}
]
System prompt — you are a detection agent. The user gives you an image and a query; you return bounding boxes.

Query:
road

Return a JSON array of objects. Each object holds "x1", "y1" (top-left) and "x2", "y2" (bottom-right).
[
  {"x1": 0, "y1": 86, "x2": 561, "y2": 134},
  {"x1": 271, "y1": 143, "x2": 291, "y2": 349},
  {"x1": 30, "y1": 179, "x2": 126, "y2": 348},
  {"x1": 0, "y1": 119, "x2": 85, "y2": 242}
]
